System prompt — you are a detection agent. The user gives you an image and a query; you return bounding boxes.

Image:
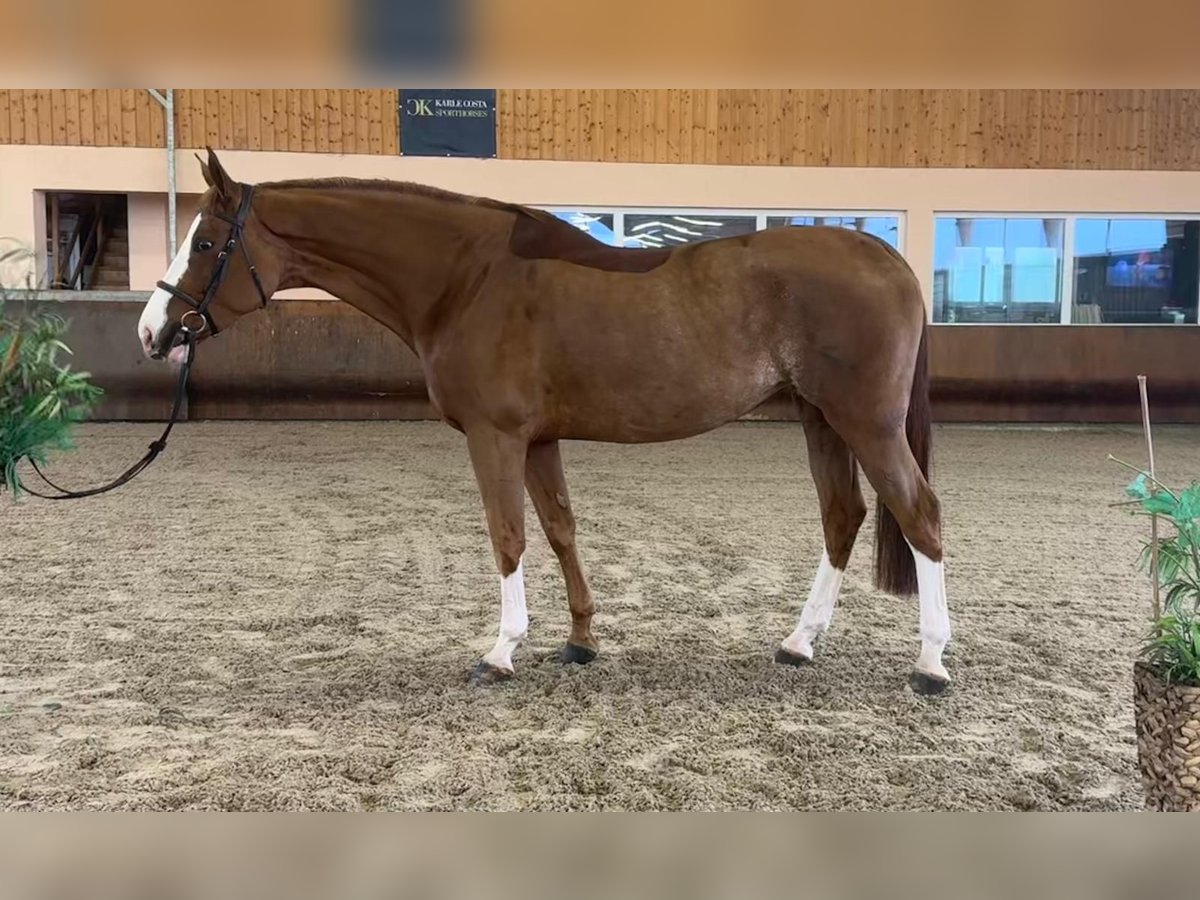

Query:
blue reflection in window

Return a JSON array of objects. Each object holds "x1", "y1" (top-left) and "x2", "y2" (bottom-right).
[
  {"x1": 549, "y1": 211, "x2": 620, "y2": 246},
  {"x1": 933, "y1": 216, "x2": 1064, "y2": 323},
  {"x1": 1075, "y1": 219, "x2": 1169, "y2": 256}
]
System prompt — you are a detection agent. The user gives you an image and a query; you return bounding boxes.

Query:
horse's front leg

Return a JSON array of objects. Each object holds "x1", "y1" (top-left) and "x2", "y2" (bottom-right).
[
  {"x1": 465, "y1": 427, "x2": 530, "y2": 685},
  {"x1": 525, "y1": 440, "x2": 598, "y2": 665}
]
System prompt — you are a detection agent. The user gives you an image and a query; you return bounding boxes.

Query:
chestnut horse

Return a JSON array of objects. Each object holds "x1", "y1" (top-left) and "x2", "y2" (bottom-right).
[{"x1": 138, "y1": 149, "x2": 951, "y2": 694}]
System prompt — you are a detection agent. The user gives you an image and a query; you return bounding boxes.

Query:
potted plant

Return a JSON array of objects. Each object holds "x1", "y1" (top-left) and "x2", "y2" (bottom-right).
[
  {"x1": 1, "y1": 243, "x2": 103, "y2": 497},
  {"x1": 1114, "y1": 395, "x2": 1200, "y2": 811}
]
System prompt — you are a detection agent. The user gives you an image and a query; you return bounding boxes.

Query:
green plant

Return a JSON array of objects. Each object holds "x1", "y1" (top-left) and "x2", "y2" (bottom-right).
[
  {"x1": 1117, "y1": 462, "x2": 1200, "y2": 686},
  {"x1": 1, "y1": 244, "x2": 103, "y2": 497},
  {"x1": 1140, "y1": 612, "x2": 1200, "y2": 687}
]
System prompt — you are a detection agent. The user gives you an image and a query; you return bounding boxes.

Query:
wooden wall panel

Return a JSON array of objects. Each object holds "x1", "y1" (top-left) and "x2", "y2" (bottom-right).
[
  {"x1": 106, "y1": 90, "x2": 123, "y2": 146},
  {"x1": 496, "y1": 89, "x2": 1200, "y2": 171},
  {"x1": 91, "y1": 89, "x2": 109, "y2": 147},
  {"x1": 0, "y1": 90, "x2": 10, "y2": 143},
  {"x1": 0, "y1": 89, "x2": 400, "y2": 155},
  {"x1": 6, "y1": 89, "x2": 1200, "y2": 170}
]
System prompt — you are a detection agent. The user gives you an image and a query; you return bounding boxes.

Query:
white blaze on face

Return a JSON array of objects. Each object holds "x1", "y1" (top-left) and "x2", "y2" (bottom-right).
[{"x1": 137, "y1": 214, "x2": 201, "y2": 360}]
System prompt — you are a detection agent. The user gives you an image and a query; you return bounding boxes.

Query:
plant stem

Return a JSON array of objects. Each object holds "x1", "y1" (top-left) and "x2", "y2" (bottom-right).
[
  {"x1": 0, "y1": 333, "x2": 21, "y2": 380},
  {"x1": 1107, "y1": 454, "x2": 1180, "y2": 501},
  {"x1": 1139, "y1": 375, "x2": 1162, "y2": 622}
]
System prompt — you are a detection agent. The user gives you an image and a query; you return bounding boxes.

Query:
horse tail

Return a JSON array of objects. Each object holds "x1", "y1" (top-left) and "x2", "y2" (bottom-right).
[{"x1": 873, "y1": 319, "x2": 931, "y2": 596}]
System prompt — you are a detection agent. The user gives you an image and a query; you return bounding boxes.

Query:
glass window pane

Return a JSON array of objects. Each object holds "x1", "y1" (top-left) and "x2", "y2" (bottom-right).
[
  {"x1": 1072, "y1": 218, "x2": 1199, "y2": 324},
  {"x1": 624, "y1": 214, "x2": 757, "y2": 247},
  {"x1": 766, "y1": 215, "x2": 900, "y2": 249},
  {"x1": 932, "y1": 216, "x2": 1064, "y2": 323},
  {"x1": 548, "y1": 210, "x2": 619, "y2": 246}
]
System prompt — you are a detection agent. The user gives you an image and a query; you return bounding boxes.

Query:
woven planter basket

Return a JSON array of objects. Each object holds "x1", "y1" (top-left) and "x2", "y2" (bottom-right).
[{"x1": 1134, "y1": 661, "x2": 1200, "y2": 811}]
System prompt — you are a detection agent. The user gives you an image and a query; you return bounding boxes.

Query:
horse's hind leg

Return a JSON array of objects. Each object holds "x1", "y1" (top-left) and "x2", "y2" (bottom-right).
[
  {"x1": 839, "y1": 425, "x2": 951, "y2": 694},
  {"x1": 776, "y1": 400, "x2": 867, "y2": 666},
  {"x1": 525, "y1": 440, "x2": 598, "y2": 665},
  {"x1": 465, "y1": 428, "x2": 529, "y2": 686}
]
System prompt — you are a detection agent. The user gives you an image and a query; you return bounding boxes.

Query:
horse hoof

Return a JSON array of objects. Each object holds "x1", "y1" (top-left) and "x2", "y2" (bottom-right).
[
  {"x1": 468, "y1": 661, "x2": 512, "y2": 686},
  {"x1": 774, "y1": 647, "x2": 812, "y2": 667},
  {"x1": 560, "y1": 642, "x2": 598, "y2": 665},
  {"x1": 910, "y1": 670, "x2": 950, "y2": 695}
]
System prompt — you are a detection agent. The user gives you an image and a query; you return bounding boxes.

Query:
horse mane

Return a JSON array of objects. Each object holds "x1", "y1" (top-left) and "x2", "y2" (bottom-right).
[
  {"x1": 256, "y1": 176, "x2": 554, "y2": 222},
  {"x1": 255, "y1": 175, "x2": 673, "y2": 273}
]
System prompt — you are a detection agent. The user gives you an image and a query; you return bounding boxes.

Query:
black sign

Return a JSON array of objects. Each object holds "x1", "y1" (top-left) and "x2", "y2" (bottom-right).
[{"x1": 399, "y1": 89, "x2": 497, "y2": 158}]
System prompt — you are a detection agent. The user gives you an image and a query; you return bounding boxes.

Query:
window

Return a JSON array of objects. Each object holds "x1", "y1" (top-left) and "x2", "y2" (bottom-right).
[
  {"x1": 1072, "y1": 218, "x2": 1199, "y2": 324},
  {"x1": 539, "y1": 208, "x2": 906, "y2": 254},
  {"x1": 766, "y1": 215, "x2": 901, "y2": 249},
  {"x1": 933, "y1": 217, "x2": 1065, "y2": 323},
  {"x1": 550, "y1": 211, "x2": 620, "y2": 246},
  {"x1": 44, "y1": 192, "x2": 128, "y2": 291},
  {"x1": 622, "y1": 213, "x2": 757, "y2": 248}
]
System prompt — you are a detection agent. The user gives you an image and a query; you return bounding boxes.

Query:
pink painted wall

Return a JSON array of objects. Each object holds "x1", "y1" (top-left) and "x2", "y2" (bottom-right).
[
  {"x1": 127, "y1": 192, "x2": 169, "y2": 291},
  {"x1": 8, "y1": 144, "x2": 1200, "y2": 310}
]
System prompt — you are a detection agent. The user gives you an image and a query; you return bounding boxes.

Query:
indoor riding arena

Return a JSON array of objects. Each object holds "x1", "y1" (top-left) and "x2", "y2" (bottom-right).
[{"x1": 4, "y1": 89, "x2": 1200, "y2": 812}]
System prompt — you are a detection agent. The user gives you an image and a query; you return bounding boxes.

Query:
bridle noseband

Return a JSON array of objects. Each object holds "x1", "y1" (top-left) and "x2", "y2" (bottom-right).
[{"x1": 155, "y1": 183, "x2": 271, "y2": 340}]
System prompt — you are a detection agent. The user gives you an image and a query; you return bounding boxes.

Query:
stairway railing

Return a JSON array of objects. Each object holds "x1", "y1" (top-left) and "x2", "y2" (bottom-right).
[{"x1": 53, "y1": 198, "x2": 106, "y2": 290}]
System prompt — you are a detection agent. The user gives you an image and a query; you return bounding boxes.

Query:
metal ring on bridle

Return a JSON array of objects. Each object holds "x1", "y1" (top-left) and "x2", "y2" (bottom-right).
[{"x1": 180, "y1": 310, "x2": 208, "y2": 334}]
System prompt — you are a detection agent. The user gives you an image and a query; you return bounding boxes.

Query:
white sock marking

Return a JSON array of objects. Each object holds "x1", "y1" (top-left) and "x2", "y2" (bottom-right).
[
  {"x1": 482, "y1": 558, "x2": 528, "y2": 673},
  {"x1": 782, "y1": 551, "x2": 844, "y2": 660},
  {"x1": 908, "y1": 541, "x2": 951, "y2": 681},
  {"x1": 138, "y1": 214, "x2": 201, "y2": 356}
]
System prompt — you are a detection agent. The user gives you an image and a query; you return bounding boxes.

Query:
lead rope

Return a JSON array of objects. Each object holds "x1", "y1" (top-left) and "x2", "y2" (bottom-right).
[
  {"x1": 17, "y1": 183, "x2": 264, "y2": 501},
  {"x1": 15, "y1": 328, "x2": 197, "y2": 501}
]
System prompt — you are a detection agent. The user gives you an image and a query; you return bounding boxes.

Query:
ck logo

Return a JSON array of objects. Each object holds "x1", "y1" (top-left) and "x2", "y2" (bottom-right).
[{"x1": 398, "y1": 89, "x2": 497, "y2": 158}]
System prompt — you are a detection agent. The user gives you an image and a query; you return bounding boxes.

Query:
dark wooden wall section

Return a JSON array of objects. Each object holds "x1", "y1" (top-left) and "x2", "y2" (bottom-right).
[
  {"x1": 11, "y1": 299, "x2": 181, "y2": 421},
  {"x1": 20, "y1": 299, "x2": 433, "y2": 422},
  {"x1": 30, "y1": 298, "x2": 1200, "y2": 425},
  {"x1": 5, "y1": 89, "x2": 1200, "y2": 169},
  {"x1": 184, "y1": 302, "x2": 430, "y2": 420},
  {"x1": 928, "y1": 326, "x2": 1200, "y2": 422}
]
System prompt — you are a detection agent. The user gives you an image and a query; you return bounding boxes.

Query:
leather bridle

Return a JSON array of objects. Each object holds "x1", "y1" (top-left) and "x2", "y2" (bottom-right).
[
  {"x1": 155, "y1": 183, "x2": 270, "y2": 341},
  {"x1": 15, "y1": 184, "x2": 270, "y2": 500}
]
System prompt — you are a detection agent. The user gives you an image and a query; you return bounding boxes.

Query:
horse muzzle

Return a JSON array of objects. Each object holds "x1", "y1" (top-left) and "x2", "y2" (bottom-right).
[{"x1": 148, "y1": 322, "x2": 190, "y2": 363}]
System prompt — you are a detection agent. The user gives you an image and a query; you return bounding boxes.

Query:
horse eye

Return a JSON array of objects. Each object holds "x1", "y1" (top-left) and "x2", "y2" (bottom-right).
[{"x1": 194, "y1": 240, "x2": 214, "y2": 252}]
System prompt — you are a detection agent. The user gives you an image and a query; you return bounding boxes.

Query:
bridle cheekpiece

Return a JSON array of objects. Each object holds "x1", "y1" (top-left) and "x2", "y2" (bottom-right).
[{"x1": 155, "y1": 183, "x2": 270, "y2": 339}]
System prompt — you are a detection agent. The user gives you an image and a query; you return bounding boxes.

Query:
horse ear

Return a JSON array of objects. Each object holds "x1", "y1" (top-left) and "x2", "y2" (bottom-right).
[
  {"x1": 203, "y1": 146, "x2": 235, "y2": 200},
  {"x1": 196, "y1": 152, "x2": 214, "y2": 188}
]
